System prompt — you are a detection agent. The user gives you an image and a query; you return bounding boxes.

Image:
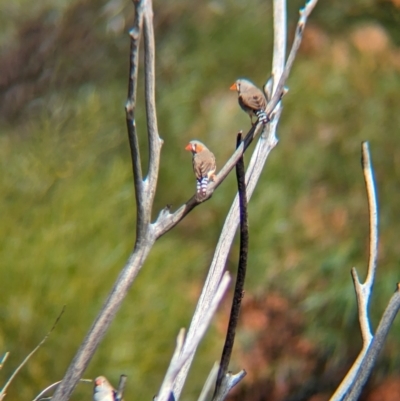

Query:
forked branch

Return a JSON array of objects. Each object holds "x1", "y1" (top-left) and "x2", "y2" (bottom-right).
[
  {"x1": 330, "y1": 142, "x2": 379, "y2": 401},
  {"x1": 343, "y1": 287, "x2": 400, "y2": 401}
]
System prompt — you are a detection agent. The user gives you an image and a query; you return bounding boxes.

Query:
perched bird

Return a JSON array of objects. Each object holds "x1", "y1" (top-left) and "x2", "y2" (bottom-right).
[
  {"x1": 230, "y1": 78, "x2": 268, "y2": 124},
  {"x1": 185, "y1": 140, "x2": 216, "y2": 198},
  {"x1": 93, "y1": 376, "x2": 123, "y2": 401}
]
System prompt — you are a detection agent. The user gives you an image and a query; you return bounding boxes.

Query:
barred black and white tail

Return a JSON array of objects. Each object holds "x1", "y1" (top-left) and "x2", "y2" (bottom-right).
[
  {"x1": 197, "y1": 177, "x2": 209, "y2": 196},
  {"x1": 256, "y1": 110, "x2": 268, "y2": 124}
]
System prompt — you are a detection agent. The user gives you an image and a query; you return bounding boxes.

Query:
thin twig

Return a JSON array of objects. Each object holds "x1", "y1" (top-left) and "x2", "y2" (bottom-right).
[
  {"x1": 343, "y1": 287, "x2": 400, "y2": 401},
  {"x1": 32, "y1": 379, "x2": 92, "y2": 401},
  {"x1": 213, "y1": 133, "x2": 249, "y2": 401},
  {"x1": 0, "y1": 306, "x2": 65, "y2": 400},
  {"x1": 362, "y1": 142, "x2": 379, "y2": 289},
  {"x1": 198, "y1": 362, "x2": 219, "y2": 401},
  {"x1": 142, "y1": 0, "x2": 163, "y2": 203},
  {"x1": 157, "y1": 273, "x2": 231, "y2": 401},
  {"x1": 0, "y1": 353, "x2": 9, "y2": 371},
  {"x1": 157, "y1": 329, "x2": 186, "y2": 401},
  {"x1": 330, "y1": 142, "x2": 379, "y2": 401},
  {"x1": 125, "y1": 0, "x2": 146, "y2": 237},
  {"x1": 211, "y1": 370, "x2": 247, "y2": 401},
  {"x1": 265, "y1": 0, "x2": 319, "y2": 117},
  {"x1": 116, "y1": 374, "x2": 127, "y2": 401}
]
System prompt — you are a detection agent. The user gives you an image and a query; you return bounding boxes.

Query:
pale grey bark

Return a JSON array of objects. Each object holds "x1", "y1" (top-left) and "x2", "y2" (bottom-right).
[{"x1": 330, "y1": 142, "x2": 400, "y2": 401}]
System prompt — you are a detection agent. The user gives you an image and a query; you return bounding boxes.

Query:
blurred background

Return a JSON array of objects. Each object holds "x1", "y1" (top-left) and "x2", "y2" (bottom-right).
[{"x1": 1, "y1": 0, "x2": 400, "y2": 400}]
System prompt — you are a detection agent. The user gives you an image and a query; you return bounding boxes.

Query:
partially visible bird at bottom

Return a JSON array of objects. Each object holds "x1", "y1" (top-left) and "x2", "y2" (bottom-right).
[
  {"x1": 93, "y1": 376, "x2": 124, "y2": 401},
  {"x1": 185, "y1": 140, "x2": 216, "y2": 198},
  {"x1": 230, "y1": 78, "x2": 268, "y2": 125}
]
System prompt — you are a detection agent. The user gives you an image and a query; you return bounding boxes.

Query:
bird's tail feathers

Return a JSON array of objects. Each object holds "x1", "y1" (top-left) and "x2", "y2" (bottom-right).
[
  {"x1": 256, "y1": 110, "x2": 268, "y2": 124},
  {"x1": 197, "y1": 177, "x2": 209, "y2": 196}
]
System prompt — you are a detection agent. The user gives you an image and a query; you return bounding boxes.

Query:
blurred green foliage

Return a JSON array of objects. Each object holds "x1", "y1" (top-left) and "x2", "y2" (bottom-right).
[{"x1": 1, "y1": 0, "x2": 400, "y2": 399}]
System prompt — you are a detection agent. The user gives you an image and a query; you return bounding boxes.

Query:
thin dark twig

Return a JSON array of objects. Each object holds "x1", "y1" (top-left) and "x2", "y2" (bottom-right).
[
  {"x1": 116, "y1": 375, "x2": 127, "y2": 401},
  {"x1": 343, "y1": 287, "x2": 400, "y2": 401},
  {"x1": 0, "y1": 306, "x2": 66, "y2": 400},
  {"x1": 213, "y1": 133, "x2": 249, "y2": 401}
]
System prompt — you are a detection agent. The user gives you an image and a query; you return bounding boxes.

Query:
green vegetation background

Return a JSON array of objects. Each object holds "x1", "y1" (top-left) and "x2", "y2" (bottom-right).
[{"x1": 1, "y1": 0, "x2": 400, "y2": 399}]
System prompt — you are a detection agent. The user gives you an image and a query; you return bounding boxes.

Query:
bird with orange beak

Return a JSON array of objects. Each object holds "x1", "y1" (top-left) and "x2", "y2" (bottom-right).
[
  {"x1": 185, "y1": 140, "x2": 216, "y2": 198},
  {"x1": 93, "y1": 376, "x2": 123, "y2": 401},
  {"x1": 230, "y1": 78, "x2": 268, "y2": 125}
]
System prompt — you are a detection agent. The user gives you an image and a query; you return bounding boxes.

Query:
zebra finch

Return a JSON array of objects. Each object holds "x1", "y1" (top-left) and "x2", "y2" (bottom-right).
[
  {"x1": 185, "y1": 140, "x2": 216, "y2": 198},
  {"x1": 230, "y1": 78, "x2": 269, "y2": 125},
  {"x1": 93, "y1": 376, "x2": 124, "y2": 401}
]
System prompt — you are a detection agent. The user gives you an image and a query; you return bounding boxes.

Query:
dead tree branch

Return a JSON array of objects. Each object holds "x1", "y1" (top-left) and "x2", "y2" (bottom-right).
[
  {"x1": 156, "y1": 273, "x2": 231, "y2": 401},
  {"x1": 343, "y1": 287, "x2": 400, "y2": 401},
  {"x1": 51, "y1": 0, "x2": 161, "y2": 398},
  {"x1": 0, "y1": 354, "x2": 9, "y2": 372},
  {"x1": 330, "y1": 142, "x2": 380, "y2": 401},
  {"x1": 116, "y1": 374, "x2": 127, "y2": 401},
  {"x1": 213, "y1": 133, "x2": 249, "y2": 401}
]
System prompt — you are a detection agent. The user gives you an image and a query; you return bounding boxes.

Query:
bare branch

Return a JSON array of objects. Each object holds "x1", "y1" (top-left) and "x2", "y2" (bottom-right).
[
  {"x1": 343, "y1": 287, "x2": 400, "y2": 401},
  {"x1": 213, "y1": 133, "x2": 249, "y2": 401},
  {"x1": 32, "y1": 379, "x2": 92, "y2": 401},
  {"x1": 362, "y1": 142, "x2": 379, "y2": 289},
  {"x1": 116, "y1": 374, "x2": 128, "y2": 401},
  {"x1": 0, "y1": 307, "x2": 65, "y2": 401},
  {"x1": 198, "y1": 363, "x2": 219, "y2": 401},
  {"x1": 52, "y1": 241, "x2": 155, "y2": 401},
  {"x1": 330, "y1": 142, "x2": 379, "y2": 401},
  {"x1": 125, "y1": 0, "x2": 145, "y2": 236},
  {"x1": 266, "y1": 0, "x2": 319, "y2": 116},
  {"x1": 157, "y1": 329, "x2": 186, "y2": 401},
  {"x1": 211, "y1": 370, "x2": 247, "y2": 401},
  {"x1": 0, "y1": 353, "x2": 9, "y2": 371},
  {"x1": 143, "y1": 0, "x2": 163, "y2": 204},
  {"x1": 157, "y1": 273, "x2": 231, "y2": 401}
]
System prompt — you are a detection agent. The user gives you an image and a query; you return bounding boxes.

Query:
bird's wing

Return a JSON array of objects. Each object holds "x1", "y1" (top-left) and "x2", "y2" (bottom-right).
[
  {"x1": 240, "y1": 91, "x2": 267, "y2": 111},
  {"x1": 193, "y1": 152, "x2": 216, "y2": 180}
]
